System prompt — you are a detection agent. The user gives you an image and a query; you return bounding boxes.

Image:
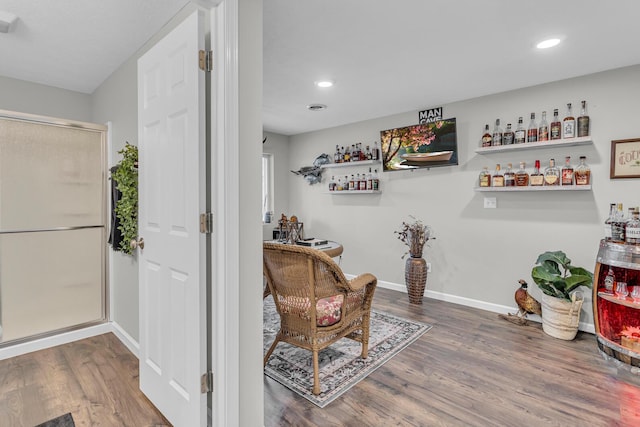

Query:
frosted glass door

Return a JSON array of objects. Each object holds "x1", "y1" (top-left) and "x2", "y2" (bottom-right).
[{"x1": 0, "y1": 115, "x2": 106, "y2": 344}]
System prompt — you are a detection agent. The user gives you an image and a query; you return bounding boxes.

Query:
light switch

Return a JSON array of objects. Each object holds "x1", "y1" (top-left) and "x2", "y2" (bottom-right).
[{"x1": 484, "y1": 197, "x2": 497, "y2": 209}]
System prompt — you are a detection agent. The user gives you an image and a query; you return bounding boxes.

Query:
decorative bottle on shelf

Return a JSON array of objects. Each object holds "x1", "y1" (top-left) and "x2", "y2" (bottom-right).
[
  {"x1": 504, "y1": 163, "x2": 516, "y2": 187},
  {"x1": 561, "y1": 156, "x2": 574, "y2": 185},
  {"x1": 492, "y1": 164, "x2": 504, "y2": 187},
  {"x1": 365, "y1": 145, "x2": 372, "y2": 160},
  {"x1": 372, "y1": 169, "x2": 380, "y2": 191},
  {"x1": 604, "y1": 266, "x2": 616, "y2": 294},
  {"x1": 492, "y1": 119, "x2": 503, "y2": 146},
  {"x1": 563, "y1": 103, "x2": 576, "y2": 139},
  {"x1": 359, "y1": 173, "x2": 367, "y2": 191},
  {"x1": 372, "y1": 141, "x2": 379, "y2": 161},
  {"x1": 479, "y1": 166, "x2": 491, "y2": 187},
  {"x1": 626, "y1": 208, "x2": 640, "y2": 245},
  {"x1": 343, "y1": 146, "x2": 351, "y2": 162},
  {"x1": 336, "y1": 177, "x2": 343, "y2": 191},
  {"x1": 527, "y1": 112, "x2": 538, "y2": 142},
  {"x1": 543, "y1": 158, "x2": 560, "y2": 186},
  {"x1": 481, "y1": 124, "x2": 492, "y2": 147},
  {"x1": 530, "y1": 160, "x2": 544, "y2": 186},
  {"x1": 574, "y1": 156, "x2": 591, "y2": 185},
  {"x1": 577, "y1": 100, "x2": 590, "y2": 137},
  {"x1": 514, "y1": 117, "x2": 526, "y2": 144},
  {"x1": 604, "y1": 203, "x2": 616, "y2": 241},
  {"x1": 550, "y1": 108, "x2": 562, "y2": 140},
  {"x1": 538, "y1": 111, "x2": 549, "y2": 141},
  {"x1": 515, "y1": 162, "x2": 529, "y2": 186},
  {"x1": 334, "y1": 145, "x2": 341, "y2": 163},
  {"x1": 611, "y1": 203, "x2": 626, "y2": 243},
  {"x1": 329, "y1": 175, "x2": 336, "y2": 191},
  {"x1": 367, "y1": 168, "x2": 373, "y2": 190},
  {"x1": 503, "y1": 123, "x2": 514, "y2": 145}
]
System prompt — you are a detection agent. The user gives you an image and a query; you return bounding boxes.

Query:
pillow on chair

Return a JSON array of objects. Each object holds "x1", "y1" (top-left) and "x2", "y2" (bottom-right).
[{"x1": 278, "y1": 294, "x2": 344, "y2": 326}]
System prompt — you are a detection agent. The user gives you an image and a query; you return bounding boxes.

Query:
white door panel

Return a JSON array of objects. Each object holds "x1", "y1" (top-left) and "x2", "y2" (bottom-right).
[{"x1": 137, "y1": 10, "x2": 206, "y2": 427}]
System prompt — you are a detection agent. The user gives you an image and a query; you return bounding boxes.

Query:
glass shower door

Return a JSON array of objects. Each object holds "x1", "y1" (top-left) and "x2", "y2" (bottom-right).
[{"x1": 0, "y1": 114, "x2": 106, "y2": 344}]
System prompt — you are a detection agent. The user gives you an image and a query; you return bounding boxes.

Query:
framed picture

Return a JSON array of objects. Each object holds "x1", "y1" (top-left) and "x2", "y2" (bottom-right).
[{"x1": 610, "y1": 138, "x2": 640, "y2": 179}]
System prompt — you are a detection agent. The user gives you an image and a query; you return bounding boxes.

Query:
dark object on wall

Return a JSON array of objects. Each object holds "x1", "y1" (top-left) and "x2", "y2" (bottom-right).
[
  {"x1": 380, "y1": 118, "x2": 458, "y2": 172},
  {"x1": 108, "y1": 166, "x2": 124, "y2": 251},
  {"x1": 291, "y1": 153, "x2": 329, "y2": 185}
]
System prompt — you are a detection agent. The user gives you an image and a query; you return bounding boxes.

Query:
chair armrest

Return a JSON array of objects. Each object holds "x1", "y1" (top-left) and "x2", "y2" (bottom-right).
[{"x1": 345, "y1": 273, "x2": 377, "y2": 292}]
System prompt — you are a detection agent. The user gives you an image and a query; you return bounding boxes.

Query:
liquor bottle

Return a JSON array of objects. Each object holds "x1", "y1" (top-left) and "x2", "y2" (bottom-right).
[
  {"x1": 515, "y1": 161, "x2": 529, "y2": 186},
  {"x1": 527, "y1": 112, "x2": 538, "y2": 142},
  {"x1": 359, "y1": 173, "x2": 367, "y2": 191},
  {"x1": 372, "y1": 169, "x2": 380, "y2": 191},
  {"x1": 604, "y1": 203, "x2": 617, "y2": 241},
  {"x1": 334, "y1": 145, "x2": 341, "y2": 163},
  {"x1": 371, "y1": 141, "x2": 380, "y2": 161},
  {"x1": 352, "y1": 144, "x2": 359, "y2": 161},
  {"x1": 514, "y1": 117, "x2": 526, "y2": 144},
  {"x1": 574, "y1": 156, "x2": 591, "y2": 185},
  {"x1": 336, "y1": 177, "x2": 343, "y2": 191},
  {"x1": 504, "y1": 163, "x2": 516, "y2": 187},
  {"x1": 492, "y1": 164, "x2": 504, "y2": 187},
  {"x1": 563, "y1": 103, "x2": 576, "y2": 139},
  {"x1": 481, "y1": 124, "x2": 492, "y2": 147},
  {"x1": 612, "y1": 203, "x2": 626, "y2": 243},
  {"x1": 561, "y1": 156, "x2": 574, "y2": 185},
  {"x1": 367, "y1": 168, "x2": 373, "y2": 190},
  {"x1": 626, "y1": 208, "x2": 640, "y2": 245},
  {"x1": 543, "y1": 158, "x2": 560, "y2": 186},
  {"x1": 359, "y1": 143, "x2": 367, "y2": 161},
  {"x1": 503, "y1": 123, "x2": 514, "y2": 145},
  {"x1": 329, "y1": 175, "x2": 336, "y2": 191},
  {"x1": 604, "y1": 266, "x2": 616, "y2": 294},
  {"x1": 348, "y1": 174, "x2": 354, "y2": 191},
  {"x1": 530, "y1": 160, "x2": 544, "y2": 186},
  {"x1": 492, "y1": 119, "x2": 503, "y2": 146},
  {"x1": 343, "y1": 146, "x2": 351, "y2": 162},
  {"x1": 365, "y1": 145, "x2": 372, "y2": 160},
  {"x1": 343, "y1": 175, "x2": 349, "y2": 191},
  {"x1": 538, "y1": 111, "x2": 549, "y2": 141},
  {"x1": 479, "y1": 166, "x2": 491, "y2": 187},
  {"x1": 577, "y1": 100, "x2": 590, "y2": 137},
  {"x1": 550, "y1": 108, "x2": 562, "y2": 140}
]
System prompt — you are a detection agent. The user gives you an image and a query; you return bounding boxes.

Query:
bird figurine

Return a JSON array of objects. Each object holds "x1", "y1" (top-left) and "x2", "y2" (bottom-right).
[{"x1": 499, "y1": 279, "x2": 542, "y2": 326}]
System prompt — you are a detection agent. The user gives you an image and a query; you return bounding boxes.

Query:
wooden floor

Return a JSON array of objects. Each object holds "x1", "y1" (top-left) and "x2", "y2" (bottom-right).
[
  {"x1": 265, "y1": 287, "x2": 640, "y2": 427},
  {"x1": 2, "y1": 287, "x2": 640, "y2": 426},
  {"x1": 0, "y1": 333, "x2": 169, "y2": 427}
]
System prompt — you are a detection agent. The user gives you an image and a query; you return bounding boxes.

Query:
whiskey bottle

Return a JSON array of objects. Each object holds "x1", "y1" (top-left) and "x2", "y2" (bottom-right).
[
  {"x1": 514, "y1": 117, "x2": 526, "y2": 144},
  {"x1": 372, "y1": 141, "x2": 380, "y2": 161},
  {"x1": 479, "y1": 166, "x2": 491, "y2": 187},
  {"x1": 492, "y1": 119, "x2": 503, "y2": 146},
  {"x1": 503, "y1": 123, "x2": 515, "y2": 145},
  {"x1": 344, "y1": 146, "x2": 351, "y2": 162},
  {"x1": 604, "y1": 266, "x2": 616, "y2": 294},
  {"x1": 359, "y1": 173, "x2": 367, "y2": 191},
  {"x1": 611, "y1": 203, "x2": 626, "y2": 243},
  {"x1": 515, "y1": 162, "x2": 529, "y2": 186},
  {"x1": 367, "y1": 168, "x2": 373, "y2": 190},
  {"x1": 530, "y1": 160, "x2": 544, "y2": 186},
  {"x1": 563, "y1": 103, "x2": 576, "y2": 139},
  {"x1": 626, "y1": 208, "x2": 640, "y2": 245},
  {"x1": 365, "y1": 145, "x2": 372, "y2": 160},
  {"x1": 574, "y1": 156, "x2": 591, "y2": 185},
  {"x1": 550, "y1": 108, "x2": 562, "y2": 140},
  {"x1": 604, "y1": 203, "x2": 617, "y2": 241},
  {"x1": 372, "y1": 169, "x2": 380, "y2": 191},
  {"x1": 538, "y1": 111, "x2": 549, "y2": 141},
  {"x1": 481, "y1": 124, "x2": 492, "y2": 147},
  {"x1": 527, "y1": 112, "x2": 538, "y2": 142},
  {"x1": 329, "y1": 175, "x2": 336, "y2": 191},
  {"x1": 334, "y1": 145, "x2": 341, "y2": 163},
  {"x1": 492, "y1": 164, "x2": 504, "y2": 187},
  {"x1": 577, "y1": 100, "x2": 590, "y2": 137},
  {"x1": 504, "y1": 163, "x2": 516, "y2": 187},
  {"x1": 543, "y1": 158, "x2": 560, "y2": 186},
  {"x1": 349, "y1": 174, "x2": 355, "y2": 191},
  {"x1": 561, "y1": 156, "x2": 574, "y2": 185}
]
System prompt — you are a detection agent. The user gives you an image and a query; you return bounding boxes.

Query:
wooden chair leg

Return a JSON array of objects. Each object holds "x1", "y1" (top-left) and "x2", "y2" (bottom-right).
[
  {"x1": 264, "y1": 336, "x2": 280, "y2": 366},
  {"x1": 312, "y1": 350, "x2": 320, "y2": 395},
  {"x1": 361, "y1": 316, "x2": 370, "y2": 359}
]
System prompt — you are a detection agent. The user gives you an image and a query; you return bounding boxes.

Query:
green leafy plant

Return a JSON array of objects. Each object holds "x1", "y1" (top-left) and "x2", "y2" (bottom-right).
[
  {"x1": 531, "y1": 250, "x2": 593, "y2": 301},
  {"x1": 112, "y1": 142, "x2": 138, "y2": 255}
]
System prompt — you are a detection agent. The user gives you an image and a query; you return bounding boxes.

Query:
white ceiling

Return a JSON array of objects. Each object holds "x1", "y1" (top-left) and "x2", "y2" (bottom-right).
[{"x1": 2, "y1": 1, "x2": 640, "y2": 136}]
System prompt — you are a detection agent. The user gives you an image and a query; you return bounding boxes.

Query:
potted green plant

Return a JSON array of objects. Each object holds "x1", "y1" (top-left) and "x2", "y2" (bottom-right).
[{"x1": 531, "y1": 250, "x2": 594, "y2": 340}]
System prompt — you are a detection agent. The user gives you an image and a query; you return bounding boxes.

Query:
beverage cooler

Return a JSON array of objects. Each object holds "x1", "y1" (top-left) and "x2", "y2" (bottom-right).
[{"x1": 593, "y1": 240, "x2": 640, "y2": 366}]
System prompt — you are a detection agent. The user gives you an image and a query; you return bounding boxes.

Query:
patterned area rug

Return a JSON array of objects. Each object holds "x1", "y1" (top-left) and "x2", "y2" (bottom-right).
[
  {"x1": 263, "y1": 297, "x2": 432, "y2": 407},
  {"x1": 35, "y1": 413, "x2": 75, "y2": 427}
]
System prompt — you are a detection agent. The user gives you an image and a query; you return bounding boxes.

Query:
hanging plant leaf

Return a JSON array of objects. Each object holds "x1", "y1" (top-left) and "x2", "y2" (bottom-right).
[{"x1": 112, "y1": 142, "x2": 138, "y2": 255}]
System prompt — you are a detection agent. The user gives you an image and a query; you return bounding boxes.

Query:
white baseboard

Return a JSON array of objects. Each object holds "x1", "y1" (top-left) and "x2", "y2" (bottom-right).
[
  {"x1": 111, "y1": 321, "x2": 140, "y2": 358},
  {"x1": 0, "y1": 323, "x2": 112, "y2": 361},
  {"x1": 350, "y1": 276, "x2": 596, "y2": 335}
]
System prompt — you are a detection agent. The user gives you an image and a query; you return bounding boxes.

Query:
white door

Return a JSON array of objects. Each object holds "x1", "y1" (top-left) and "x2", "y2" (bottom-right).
[{"x1": 137, "y1": 10, "x2": 207, "y2": 427}]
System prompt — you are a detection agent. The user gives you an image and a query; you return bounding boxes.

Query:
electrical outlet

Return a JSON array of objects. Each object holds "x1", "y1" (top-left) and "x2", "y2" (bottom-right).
[
  {"x1": 427, "y1": 262, "x2": 431, "y2": 273},
  {"x1": 484, "y1": 197, "x2": 497, "y2": 209}
]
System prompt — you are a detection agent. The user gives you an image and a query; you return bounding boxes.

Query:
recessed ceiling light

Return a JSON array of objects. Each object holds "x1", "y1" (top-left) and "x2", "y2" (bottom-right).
[
  {"x1": 536, "y1": 38, "x2": 561, "y2": 49},
  {"x1": 315, "y1": 80, "x2": 334, "y2": 88},
  {"x1": 307, "y1": 104, "x2": 327, "y2": 111}
]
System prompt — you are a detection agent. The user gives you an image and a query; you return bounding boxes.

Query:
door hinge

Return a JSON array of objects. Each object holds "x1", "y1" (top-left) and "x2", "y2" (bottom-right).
[
  {"x1": 199, "y1": 50, "x2": 213, "y2": 72},
  {"x1": 200, "y1": 212, "x2": 213, "y2": 234},
  {"x1": 201, "y1": 371, "x2": 214, "y2": 393}
]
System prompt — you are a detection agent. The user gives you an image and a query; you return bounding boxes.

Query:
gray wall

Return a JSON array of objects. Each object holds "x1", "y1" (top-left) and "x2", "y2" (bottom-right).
[
  {"x1": 262, "y1": 131, "x2": 290, "y2": 239},
  {"x1": 288, "y1": 64, "x2": 640, "y2": 330}
]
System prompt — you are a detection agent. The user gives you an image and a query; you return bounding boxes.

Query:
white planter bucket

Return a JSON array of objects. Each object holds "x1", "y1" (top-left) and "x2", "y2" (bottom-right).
[{"x1": 541, "y1": 292, "x2": 584, "y2": 340}]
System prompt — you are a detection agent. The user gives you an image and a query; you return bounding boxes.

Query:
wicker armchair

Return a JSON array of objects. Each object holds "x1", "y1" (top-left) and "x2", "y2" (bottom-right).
[{"x1": 263, "y1": 242, "x2": 377, "y2": 395}]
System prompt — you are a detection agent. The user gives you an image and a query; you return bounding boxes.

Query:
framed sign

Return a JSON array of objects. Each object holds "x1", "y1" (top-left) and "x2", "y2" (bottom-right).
[{"x1": 611, "y1": 138, "x2": 640, "y2": 179}]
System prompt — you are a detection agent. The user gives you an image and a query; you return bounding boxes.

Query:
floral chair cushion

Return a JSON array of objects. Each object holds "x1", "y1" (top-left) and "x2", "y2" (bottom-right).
[{"x1": 278, "y1": 294, "x2": 344, "y2": 326}]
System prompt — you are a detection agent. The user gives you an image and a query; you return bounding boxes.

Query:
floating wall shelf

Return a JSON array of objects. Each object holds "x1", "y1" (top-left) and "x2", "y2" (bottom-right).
[{"x1": 474, "y1": 136, "x2": 592, "y2": 154}]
